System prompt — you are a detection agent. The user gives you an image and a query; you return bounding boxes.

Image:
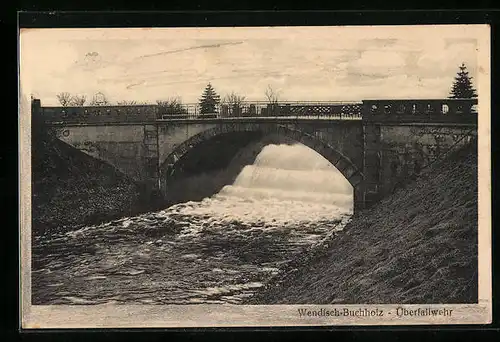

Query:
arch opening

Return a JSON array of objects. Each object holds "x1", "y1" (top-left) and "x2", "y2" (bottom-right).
[
  {"x1": 159, "y1": 124, "x2": 363, "y2": 216},
  {"x1": 216, "y1": 142, "x2": 354, "y2": 221},
  {"x1": 160, "y1": 131, "x2": 266, "y2": 205}
]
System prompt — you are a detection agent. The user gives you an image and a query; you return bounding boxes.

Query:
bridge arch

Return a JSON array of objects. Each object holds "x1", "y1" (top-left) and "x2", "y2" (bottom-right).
[{"x1": 159, "y1": 123, "x2": 366, "y2": 212}]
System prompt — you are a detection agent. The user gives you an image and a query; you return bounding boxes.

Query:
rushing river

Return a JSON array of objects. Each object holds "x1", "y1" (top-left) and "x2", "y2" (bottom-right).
[{"x1": 32, "y1": 143, "x2": 353, "y2": 305}]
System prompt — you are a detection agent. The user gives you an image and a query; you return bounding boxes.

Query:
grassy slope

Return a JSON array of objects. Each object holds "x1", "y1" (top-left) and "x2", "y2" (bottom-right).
[
  {"x1": 249, "y1": 143, "x2": 478, "y2": 304},
  {"x1": 32, "y1": 136, "x2": 143, "y2": 235}
]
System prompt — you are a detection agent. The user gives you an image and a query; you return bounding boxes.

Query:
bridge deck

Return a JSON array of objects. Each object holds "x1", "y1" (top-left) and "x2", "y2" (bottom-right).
[
  {"x1": 35, "y1": 98, "x2": 478, "y2": 125},
  {"x1": 156, "y1": 115, "x2": 362, "y2": 123}
]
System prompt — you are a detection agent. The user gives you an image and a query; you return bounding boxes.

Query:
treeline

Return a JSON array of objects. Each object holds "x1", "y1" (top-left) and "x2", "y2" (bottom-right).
[
  {"x1": 54, "y1": 83, "x2": 282, "y2": 116},
  {"x1": 54, "y1": 63, "x2": 477, "y2": 110}
]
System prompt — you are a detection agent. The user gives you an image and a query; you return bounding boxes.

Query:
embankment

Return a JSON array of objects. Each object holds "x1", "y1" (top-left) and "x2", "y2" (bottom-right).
[
  {"x1": 248, "y1": 143, "x2": 478, "y2": 304},
  {"x1": 32, "y1": 134, "x2": 147, "y2": 235}
]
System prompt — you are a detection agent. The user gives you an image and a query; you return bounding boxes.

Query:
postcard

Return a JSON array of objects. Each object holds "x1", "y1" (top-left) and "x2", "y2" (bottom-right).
[{"x1": 19, "y1": 24, "x2": 491, "y2": 328}]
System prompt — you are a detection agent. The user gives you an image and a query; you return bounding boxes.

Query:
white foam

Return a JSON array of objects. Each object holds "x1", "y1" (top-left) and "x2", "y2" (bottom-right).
[
  {"x1": 62, "y1": 296, "x2": 95, "y2": 304},
  {"x1": 85, "y1": 275, "x2": 107, "y2": 280},
  {"x1": 197, "y1": 282, "x2": 264, "y2": 296}
]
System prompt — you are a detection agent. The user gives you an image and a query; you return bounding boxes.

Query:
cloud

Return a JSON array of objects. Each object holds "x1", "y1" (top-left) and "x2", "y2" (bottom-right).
[
  {"x1": 415, "y1": 41, "x2": 477, "y2": 81},
  {"x1": 21, "y1": 29, "x2": 484, "y2": 105},
  {"x1": 445, "y1": 37, "x2": 478, "y2": 48},
  {"x1": 334, "y1": 49, "x2": 408, "y2": 86},
  {"x1": 351, "y1": 50, "x2": 407, "y2": 70},
  {"x1": 358, "y1": 38, "x2": 399, "y2": 49},
  {"x1": 134, "y1": 41, "x2": 244, "y2": 59}
]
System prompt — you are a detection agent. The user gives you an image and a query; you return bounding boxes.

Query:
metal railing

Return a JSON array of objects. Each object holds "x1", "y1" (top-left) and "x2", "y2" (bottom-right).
[
  {"x1": 33, "y1": 98, "x2": 478, "y2": 124},
  {"x1": 157, "y1": 101, "x2": 363, "y2": 120},
  {"x1": 361, "y1": 98, "x2": 478, "y2": 123},
  {"x1": 39, "y1": 104, "x2": 158, "y2": 124}
]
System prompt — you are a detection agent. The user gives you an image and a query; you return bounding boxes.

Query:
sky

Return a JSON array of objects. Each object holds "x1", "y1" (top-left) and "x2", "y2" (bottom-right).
[{"x1": 19, "y1": 25, "x2": 489, "y2": 106}]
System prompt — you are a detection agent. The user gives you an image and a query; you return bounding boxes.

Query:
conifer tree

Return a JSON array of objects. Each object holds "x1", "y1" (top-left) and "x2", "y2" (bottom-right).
[
  {"x1": 199, "y1": 83, "x2": 221, "y2": 114},
  {"x1": 449, "y1": 63, "x2": 478, "y2": 99}
]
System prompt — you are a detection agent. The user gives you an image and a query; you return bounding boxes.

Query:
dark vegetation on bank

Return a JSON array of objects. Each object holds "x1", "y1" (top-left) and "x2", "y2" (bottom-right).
[
  {"x1": 248, "y1": 142, "x2": 478, "y2": 304},
  {"x1": 31, "y1": 124, "x2": 153, "y2": 236}
]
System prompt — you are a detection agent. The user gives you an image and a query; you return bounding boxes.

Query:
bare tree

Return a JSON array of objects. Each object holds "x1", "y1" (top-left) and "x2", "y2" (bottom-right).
[
  {"x1": 222, "y1": 92, "x2": 246, "y2": 117},
  {"x1": 157, "y1": 97, "x2": 181, "y2": 108},
  {"x1": 117, "y1": 100, "x2": 138, "y2": 105},
  {"x1": 265, "y1": 85, "x2": 280, "y2": 104},
  {"x1": 157, "y1": 97, "x2": 188, "y2": 116},
  {"x1": 89, "y1": 92, "x2": 110, "y2": 106},
  {"x1": 56, "y1": 92, "x2": 72, "y2": 106},
  {"x1": 69, "y1": 94, "x2": 87, "y2": 106},
  {"x1": 223, "y1": 92, "x2": 246, "y2": 106},
  {"x1": 117, "y1": 100, "x2": 151, "y2": 105}
]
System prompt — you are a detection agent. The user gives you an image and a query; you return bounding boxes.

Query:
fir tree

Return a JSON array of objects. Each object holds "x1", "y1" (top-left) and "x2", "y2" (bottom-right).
[
  {"x1": 199, "y1": 83, "x2": 221, "y2": 114},
  {"x1": 449, "y1": 63, "x2": 478, "y2": 99}
]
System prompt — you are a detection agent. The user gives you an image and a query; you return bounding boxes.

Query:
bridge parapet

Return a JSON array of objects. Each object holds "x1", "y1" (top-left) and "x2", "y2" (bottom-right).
[
  {"x1": 38, "y1": 104, "x2": 158, "y2": 124},
  {"x1": 159, "y1": 101, "x2": 363, "y2": 119},
  {"x1": 362, "y1": 99, "x2": 478, "y2": 123},
  {"x1": 34, "y1": 98, "x2": 478, "y2": 124},
  {"x1": 33, "y1": 99, "x2": 365, "y2": 123},
  {"x1": 257, "y1": 102, "x2": 362, "y2": 118}
]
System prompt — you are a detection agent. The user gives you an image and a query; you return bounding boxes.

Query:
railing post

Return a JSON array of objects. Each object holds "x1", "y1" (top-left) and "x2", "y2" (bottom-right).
[{"x1": 31, "y1": 98, "x2": 41, "y2": 118}]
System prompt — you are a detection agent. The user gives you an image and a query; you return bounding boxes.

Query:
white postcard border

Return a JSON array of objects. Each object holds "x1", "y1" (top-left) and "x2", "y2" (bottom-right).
[{"x1": 19, "y1": 24, "x2": 492, "y2": 328}]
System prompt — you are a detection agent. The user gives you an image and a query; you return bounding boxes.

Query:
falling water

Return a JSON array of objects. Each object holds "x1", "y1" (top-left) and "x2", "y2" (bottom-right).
[
  {"x1": 32, "y1": 143, "x2": 353, "y2": 305},
  {"x1": 222, "y1": 144, "x2": 352, "y2": 211}
]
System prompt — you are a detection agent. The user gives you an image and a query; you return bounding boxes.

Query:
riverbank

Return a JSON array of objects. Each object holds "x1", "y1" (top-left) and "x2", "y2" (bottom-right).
[
  {"x1": 248, "y1": 142, "x2": 478, "y2": 304},
  {"x1": 31, "y1": 134, "x2": 150, "y2": 236}
]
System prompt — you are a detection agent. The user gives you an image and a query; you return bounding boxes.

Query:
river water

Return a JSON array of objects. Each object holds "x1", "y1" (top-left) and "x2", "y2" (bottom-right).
[{"x1": 32, "y1": 143, "x2": 353, "y2": 305}]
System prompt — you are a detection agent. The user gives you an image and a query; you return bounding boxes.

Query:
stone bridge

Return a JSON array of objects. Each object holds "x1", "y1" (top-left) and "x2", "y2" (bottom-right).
[{"x1": 33, "y1": 98, "x2": 478, "y2": 212}]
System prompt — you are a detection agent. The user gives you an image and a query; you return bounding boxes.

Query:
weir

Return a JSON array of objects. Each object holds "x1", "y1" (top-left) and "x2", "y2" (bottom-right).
[
  {"x1": 33, "y1": 98, "x2": 478, "y2": 212},
  {"x1": 219, "y1": 144, "x2": 354, "y2": 214}
]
